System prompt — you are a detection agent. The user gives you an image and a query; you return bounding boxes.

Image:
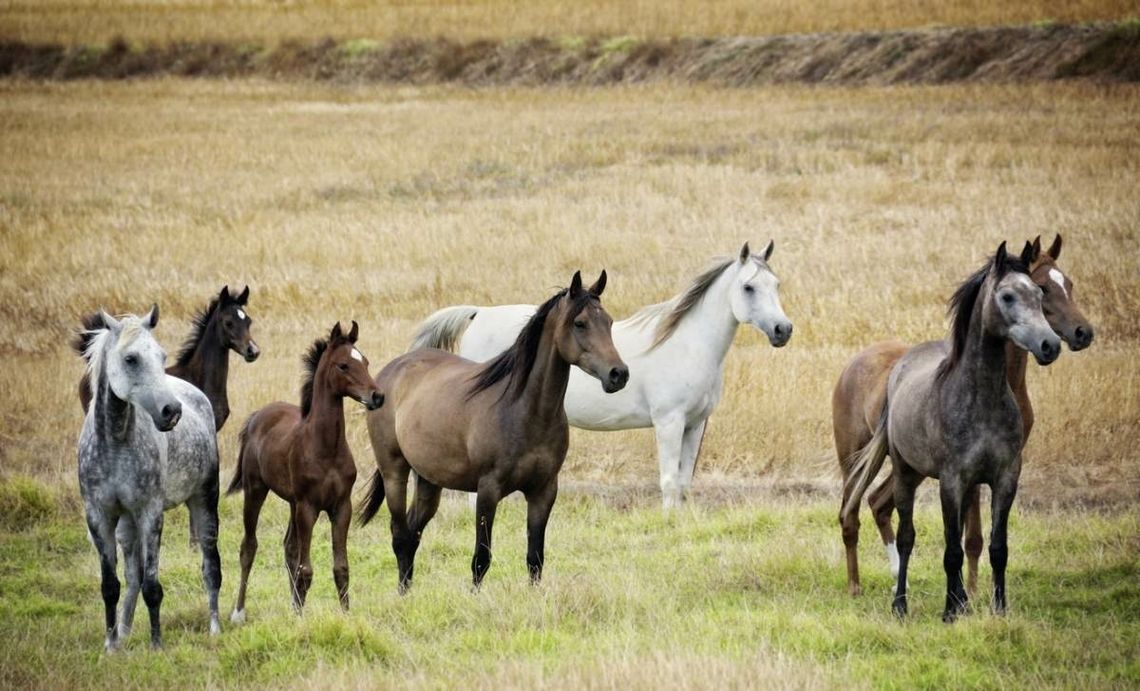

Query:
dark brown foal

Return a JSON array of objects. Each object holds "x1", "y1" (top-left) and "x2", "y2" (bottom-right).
[{"x1": 227, "y1": 321, "x2": 383, "y2": 621}]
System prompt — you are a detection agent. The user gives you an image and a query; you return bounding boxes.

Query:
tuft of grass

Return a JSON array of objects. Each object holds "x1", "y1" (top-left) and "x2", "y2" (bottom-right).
[
  {"x1": 338, "y1": 38, "x2": 382, "y2": 58},
  {"x1": 0, "y1": 476, "x2": 58, "y2": 531}
]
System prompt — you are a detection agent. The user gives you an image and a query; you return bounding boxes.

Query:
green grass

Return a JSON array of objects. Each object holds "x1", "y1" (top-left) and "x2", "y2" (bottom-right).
[{"x1": 0, "y1": 477, "x2": 1135, "y2": 689}]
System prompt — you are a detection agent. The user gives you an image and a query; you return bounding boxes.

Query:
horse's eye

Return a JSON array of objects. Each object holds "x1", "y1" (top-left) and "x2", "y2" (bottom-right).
[
  {"x1": 337, "y1": 363, "x2": 349, "y2": 372},
  {"x1": 1001, "y1": 293, "x2": 1015, "y2": 304},
  {"x1": 574, "y1": 320, "x2": 587, "y2": 330},
  {"x1": 124, "y1": 354, "x2": 138, "y2": 366},
  {"x1": 743, "y1": 284, "x2": 755, "y2": 294}
]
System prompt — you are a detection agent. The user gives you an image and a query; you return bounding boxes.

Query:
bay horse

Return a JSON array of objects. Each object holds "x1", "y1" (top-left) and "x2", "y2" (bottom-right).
[
  {"x1": 75, "y1": 305, "x2": 222, "y2": 651},
  {"x1": 834, "y1": 235, "x2": 1094, "y2": 597},
  {"x1": 77, "y1": 285, "x2": 260, "y2": 431},
  {"x1": 227, "y1": 321, "x2": 383, "y2": 621},
  {"x1": 842, "y1": 241, "x2": 1061, "y2": 621},
  {"x1": 408, "y1": 243, "x2": 791, "y2": 509},
  {"x1": 360, "y1": 271, "x2": 628, "y2": 592}
]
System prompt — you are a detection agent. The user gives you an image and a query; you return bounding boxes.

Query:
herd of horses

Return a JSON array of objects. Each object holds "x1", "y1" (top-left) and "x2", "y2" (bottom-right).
[{"x1": 71, "y1": 236, "x2": 1093, "y2": 650}]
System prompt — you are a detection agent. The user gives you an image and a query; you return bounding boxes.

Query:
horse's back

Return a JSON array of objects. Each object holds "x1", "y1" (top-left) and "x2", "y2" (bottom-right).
[
  {"x1": 884, "y1": 340, "x2": 950, "y2": 477},
  {"x1": 459, "y1": 304, "x2": 535, "y2": 362},
  {"x1": 833, "y1": 341, "x2": 909, "y2": 448}
]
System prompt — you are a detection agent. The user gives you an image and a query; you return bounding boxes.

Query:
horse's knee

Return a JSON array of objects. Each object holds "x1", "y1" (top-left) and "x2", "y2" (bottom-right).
[
  {"x1": 141, "y1": 576, "x2": 163, "y2": 609},
  {"x1": 101, "y1": 574, "x2": 121, "y2": 604},
  {"x1": 333, "y1": 564, "x2": 349, "y2": 582},
  {"x1": 840, "y1": 514, "x2": 860, "y2": 547}
]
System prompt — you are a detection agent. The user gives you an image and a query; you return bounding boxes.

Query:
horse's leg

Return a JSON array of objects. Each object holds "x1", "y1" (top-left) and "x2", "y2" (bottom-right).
[
  {"x1": 187, "y1": 505, "x2": 199, "y2": 548},
  {"x1": 380, "y1": 464, "x2": 414, "y2": 593},
  {"x1": 289, "y1": 502, "x2": 318, "y2": 613},
  {"x1": 892, "y1": 462, "x2": 922, "y2": 619},
  {"x1": 990, "y1": 467, "x2": 1020, "y2": 615},
  {"x1": 187, "y1": 490, "x2": 222, "y2": 636},
  {"x1": 839, "y1": 470, "x2": 866, "y2": 597},
  {"x1": 472, "y1": 479, "x2": 503, "y2": 588},
  {"x1": 116, "y1": 516, "x2": 141, "y2": 642},
  {"x1": 868, "y1": 475, "x2": 900, "y2": 586},
  {"x1": 963, "y1": 485, "x2": 984, "y2": 599},
  {"x1": 677, "y1": 419, "x2": 707, "y2": 503},
  {"x1": 330, "y1": 497, "x2": 353, "y2": 611},
  {"x1": 939, "y1": 477, "x2": 969, "y2": 622},
  {"x1": 232, "y1": 482, "x2": 267, "y2": 624},
  {"x1": 525, "y1": 478, "x2": 558, "y2": 584},
  {"x1": 653, "y1": 415, "x2": 685, "y2": 510},
  {"x1": 137, "y1": 506, "x2": 166, "y2": 650},
  {"x1": 409, "y1": 475, "x2": 443, "y2": 540},
  {"x1": 85, "y1": 507, "x2": 121, "y2": 652}
]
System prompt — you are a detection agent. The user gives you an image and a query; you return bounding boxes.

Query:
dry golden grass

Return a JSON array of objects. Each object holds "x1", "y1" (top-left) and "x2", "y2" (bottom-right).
[
  {"x1": 1, "y1": 79, "x2": 1138, "y2": 507},
  {"x1": 1, "y1": 0, "x2": 1136, "y2": 44}
]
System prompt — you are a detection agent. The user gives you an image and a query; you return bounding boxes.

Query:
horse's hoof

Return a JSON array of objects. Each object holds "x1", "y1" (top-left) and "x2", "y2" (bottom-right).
[
  {"x1": 848, "y1": 583, "x2": 862, "y2": 597},
  {"x1": 892, "y1": 598, "x2": 907, "y2": 619},
  {"x1": 229, "y1": 609, "x2": 246, "y2": 625},
  {"x1": 209, "y1": 616, "x2": 221, "y2": 636},
  {"x1": 150, "y1": 639, "x2": 164, "y2": 651},
  {"x1": 942, "y1": 610, "x2": 959, "y2": 623}
]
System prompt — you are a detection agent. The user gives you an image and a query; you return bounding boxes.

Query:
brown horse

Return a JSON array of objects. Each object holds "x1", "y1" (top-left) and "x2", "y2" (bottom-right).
[
  {"x1": 227, "y1": 321, "x2": 383, "y2": 621},
  {"x1": 834, "y1": 236, "x2": 1093, "y2": 597},
  {"x1": 77, "y1": 285, "x2": 260, "y2": 431},
  {"x1": 360, "y1": 271, "x2": 628, "y2": 592}
]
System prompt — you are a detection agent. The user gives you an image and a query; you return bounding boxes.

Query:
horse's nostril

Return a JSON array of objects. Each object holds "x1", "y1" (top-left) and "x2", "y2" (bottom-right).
[
  {"x1": 372, "y1": 392, "x2": 385, "y2": 407},
  {"x1": 161, "y1": 402, "x2": 182, "y2": 421}
]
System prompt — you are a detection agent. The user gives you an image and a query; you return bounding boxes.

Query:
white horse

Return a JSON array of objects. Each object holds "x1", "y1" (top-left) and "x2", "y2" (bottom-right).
[{"x1": 410, "y1": 242, "x2": 793, "y2": 508}]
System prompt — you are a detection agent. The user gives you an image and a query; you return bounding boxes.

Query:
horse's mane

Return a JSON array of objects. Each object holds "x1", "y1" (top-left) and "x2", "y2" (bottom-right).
[
  {"x1": 627, "y1": 256, "x2": 764, "y2": 350},
  {"x1": 937, "y1": 250, "x2": 1030, "y2": 379},
  {"x1": 71, "y1": 312, "x2": 106, "y2": 363},
  {"x1": 176, "y1": 288, "x2": 245, "y2": 367},
  {"x1": 299, "y1": 338, "x2": 328, "y2": 417},
  {"x1": 467, "y1": 287, "x2": 596, "y2": 401}
]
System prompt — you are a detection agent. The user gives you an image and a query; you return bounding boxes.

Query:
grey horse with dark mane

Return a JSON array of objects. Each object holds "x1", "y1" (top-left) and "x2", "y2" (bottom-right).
[
  {"x1": 842, "y1": 241, "x2": 1061, "y2": 621},
  {"x1": 75, "y1": 305, "x2": 222, "y2": 651}
]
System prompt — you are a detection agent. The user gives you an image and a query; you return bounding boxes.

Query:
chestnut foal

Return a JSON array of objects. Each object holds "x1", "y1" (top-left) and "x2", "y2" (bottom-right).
[{"x1": 227, "y1": 322, "x2": 383, "y2": 621}]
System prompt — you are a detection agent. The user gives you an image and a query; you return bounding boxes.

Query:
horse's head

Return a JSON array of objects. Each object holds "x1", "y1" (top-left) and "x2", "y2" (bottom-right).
[
  {"x1": 987, "y1": 241, "x2": 1061, "y2": 366},
  {"x1": 728, "y1": 241, "x2": 793, "y2": 347},
  {"x1": 1028, "y1": 235, "x2": 1095, "y2": 352},
  {"x1": 323, "y1": 321, "x2": 384, "y2": 410},
  {"x1": 96, "y1": 305, "x2": 183, "y2": 431},
  {"x1": 217, "y1": 285, "x2": 260, "y2": 362},
  {"x1": 556, "y1": 271, "x2": 629, "y2": 393}
]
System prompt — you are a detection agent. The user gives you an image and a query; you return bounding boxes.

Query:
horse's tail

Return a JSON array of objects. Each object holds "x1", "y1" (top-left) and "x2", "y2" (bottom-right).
[
  {"x1": 408, "y1": 305, "x2": 479, "y2": 352},
  {"x1": 841, "y1": 407, "x2": 890, "y2": 523},
  {"x1": 225, "y1": 416, "x2": 254, "y2": 496},
  {"x1": 71, "y1": 312, "x2": 106, "y2": 362},
  {"x1": 357, "y1": 470, "x2": 385, "y2": 526}
]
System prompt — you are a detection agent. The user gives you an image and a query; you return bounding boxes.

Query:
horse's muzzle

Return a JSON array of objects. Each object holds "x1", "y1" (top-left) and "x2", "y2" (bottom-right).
[
  {"x1": 602, "y1": 366, "x2": 629, "y2": 393},
  {"x1": 362, "y1": 392, "x2": 385, "y2": 410},
  {"x1": 243, "y1": 342, "x2": 261, "y2": 363}
]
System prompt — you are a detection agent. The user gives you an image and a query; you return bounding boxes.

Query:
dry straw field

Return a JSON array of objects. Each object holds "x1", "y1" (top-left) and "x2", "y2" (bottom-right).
[{"x1": 1, "y1": 2, "x2": 1139, "y2": 688}]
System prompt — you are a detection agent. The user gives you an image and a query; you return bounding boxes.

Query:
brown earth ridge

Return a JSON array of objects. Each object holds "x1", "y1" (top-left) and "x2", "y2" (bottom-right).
[{"x1": 2, "y1": 22, "x2": 1138, "y2": 85}]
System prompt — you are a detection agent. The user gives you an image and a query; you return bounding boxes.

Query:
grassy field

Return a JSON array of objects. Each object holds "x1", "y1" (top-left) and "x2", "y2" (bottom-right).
[
  {"x1": 1, "y1": 0, "x2": 1136, "y2": 45},
  {"x1": 0, "y1": 78, "x2": 1138, "y2": 687}
]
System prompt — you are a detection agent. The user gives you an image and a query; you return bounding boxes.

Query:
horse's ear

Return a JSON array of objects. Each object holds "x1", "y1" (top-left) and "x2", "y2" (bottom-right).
[
  {"x1": 219, "y1": 285, "x2": 231, "y2": 305},
  {"x1": 739, "y1": 242, "x2": 750, "y2": 263},
  {"x1": 1031, "y1": 235, "x2": 1042, "y2": 261},
  {"x1": 994, "y1": 241, "x2": 1009, "y2": 271},
  {"x1": 762, "y1": 239, "x2": 774, "y2": 262},
  {"x1": 237, "y1": 285, "x2": 250, "y2": 305},
  {"x1": 98, "y1": 309, "x2": 122, "y2": 332},
  {"x1": 330, "y1": 321, "x2": 343, "y2": 341},
  {"x1": 1019, "y1": 240, "x2": 1035, "y2": 266},
  {"x1": 568, "y1": 271, "x2": 584, "y2": 299},
  {"x1": 1048, "y1": 234, "x2": 1063, "y2": 260},
  {"x1": 348, "y1": 320, "x2": 359, "y2": 343},
  {"x1": 143, "y1": 303, "x2": 159, "y2": 330},
  {"x1": 588, "y1": 270, "x2": 607, "y2": 297}
]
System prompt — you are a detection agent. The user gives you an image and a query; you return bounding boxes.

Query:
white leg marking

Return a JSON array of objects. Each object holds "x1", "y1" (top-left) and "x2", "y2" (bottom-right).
[
  {"x1": 230, "y1": 608, "x2": 246, "y2": 624},
  {"x1": 886, "y1": 541, "x2": 900, "y2": 579}
]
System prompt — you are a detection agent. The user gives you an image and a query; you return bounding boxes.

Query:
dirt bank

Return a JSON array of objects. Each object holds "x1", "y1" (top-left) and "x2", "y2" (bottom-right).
[{"x1": 2, "y1": 22, "x2": 1138, "y2": 85}]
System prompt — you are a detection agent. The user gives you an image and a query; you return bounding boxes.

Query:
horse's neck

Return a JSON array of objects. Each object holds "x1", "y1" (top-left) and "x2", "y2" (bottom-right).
[
  {"x1": 93, "y1": 372, "x2": 134, "y2": 442},
  {"x1": 947, "y1": 297, "x2": 1011, "y2": 402},
  {"x1": 175, "y1": 318, "x2": 230, "y2": 406},
  {"x1": 1004, "y1": 340, "x2": 1034, "y2": 438},
  {"x1": 304, "y1": 380, "x2": 346, "y2": 457},
  {"x1": 668, "y1": 271, "x2": 738, "y2": 364},
  {"x1": 516, "y1": 322, "x2": 571, "y2": 425}
]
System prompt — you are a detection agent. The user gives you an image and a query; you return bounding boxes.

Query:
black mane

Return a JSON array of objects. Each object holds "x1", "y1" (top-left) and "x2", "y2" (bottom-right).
[
  {"x1": 299, "y1": 338, "x2": 328, "y2": 417},
  {"x1": 937, "y1": 250, "x2": 1030, "y2": 379},
  {"x1": 175, "y1": 295, "x2": 224, "y2": 368},
  {"x1": 466, "y1": 287, "x2": 597, "y2": 401}
]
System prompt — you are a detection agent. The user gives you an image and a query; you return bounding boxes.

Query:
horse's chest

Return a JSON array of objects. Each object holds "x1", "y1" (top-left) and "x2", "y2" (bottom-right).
[{"x1": 650, "y1": 369, "x2": 722, "y2": 423}]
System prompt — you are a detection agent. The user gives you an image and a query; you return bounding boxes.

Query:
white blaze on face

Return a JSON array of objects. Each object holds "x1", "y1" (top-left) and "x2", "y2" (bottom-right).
[
  {"x1": 1048, "y1": 268, "x2": 1069, "y2": 298},
  {"x1": 236, "y1": 308, "x2": 246, "y2": 320},
  {"x1": 351, "y1": 348, "x2": 363, "y2": 362}
]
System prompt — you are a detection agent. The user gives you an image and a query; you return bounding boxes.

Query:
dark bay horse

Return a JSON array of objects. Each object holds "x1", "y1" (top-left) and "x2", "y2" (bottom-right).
[
  {"x1": 834, "y1": 235, "x2": 1094, "y2": 597},
  {"x1": 227, "y1": 322, "x2": 383, "y2": 621},
  {"x1": 76, "y1": 306, "x2": 222, "y2": 650},
  {"x1": 360, "y1": 271, "x2": 628, "y2": 592},
  {"x1": 77, "y1": 285, "x2": 260, "y2": 431},
  {"x1": 842, "y1": 241, "x2": 1061, "y2": 621}
]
